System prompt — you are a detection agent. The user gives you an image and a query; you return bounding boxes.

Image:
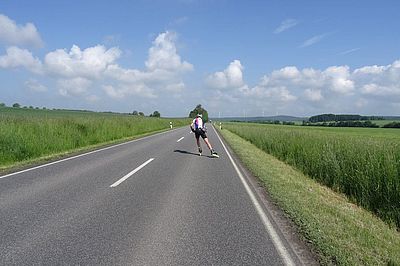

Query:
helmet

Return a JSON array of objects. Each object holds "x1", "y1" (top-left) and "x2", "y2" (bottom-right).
[{"x1": 196, "y1": 114, "x2": 202, "y2": 118}]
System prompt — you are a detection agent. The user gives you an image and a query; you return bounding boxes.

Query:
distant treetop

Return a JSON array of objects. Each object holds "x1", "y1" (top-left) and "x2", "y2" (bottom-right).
[{"x1": 189, "y1": 104, "x2": 209, "y2": 122}]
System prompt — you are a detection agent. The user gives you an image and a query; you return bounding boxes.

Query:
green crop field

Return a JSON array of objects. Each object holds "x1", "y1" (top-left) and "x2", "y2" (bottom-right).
[
  {"x1": 222, "y1": 122, "x2": 400, "y2": 228},
  {"x1": 0, "y1": 107, "x2": 189, "y2": 169}
]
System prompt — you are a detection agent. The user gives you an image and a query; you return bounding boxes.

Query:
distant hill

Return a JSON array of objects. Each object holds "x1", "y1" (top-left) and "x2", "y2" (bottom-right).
[{"x1": 211, "y1": 115, "x2": 307, "y2": 122}]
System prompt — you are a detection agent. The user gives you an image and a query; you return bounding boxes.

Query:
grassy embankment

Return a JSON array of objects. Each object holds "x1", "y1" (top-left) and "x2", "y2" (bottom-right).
[
  {"x1": 0, "y1": 107, "x2": 189, "y2": 170},
  {"x1": 222, "y1": 123, "x2": 400, "y2": 228},
  {"x1": 219, "y1": 126, "x2": 400, "y2": 265}
]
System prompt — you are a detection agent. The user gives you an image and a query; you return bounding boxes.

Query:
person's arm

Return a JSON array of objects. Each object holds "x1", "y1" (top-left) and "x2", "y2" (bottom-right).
[
  {"x1": 202, "y1": 122, "x2": 207, "y2": 132},
  {"x1": 190, "y1": 121, "x2": 195, "y2": 132}
]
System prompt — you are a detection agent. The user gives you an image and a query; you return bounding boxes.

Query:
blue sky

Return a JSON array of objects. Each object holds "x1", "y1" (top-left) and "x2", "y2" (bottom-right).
[{"x1": 1, "y1": 0, "x2": 399, "y2": 117}]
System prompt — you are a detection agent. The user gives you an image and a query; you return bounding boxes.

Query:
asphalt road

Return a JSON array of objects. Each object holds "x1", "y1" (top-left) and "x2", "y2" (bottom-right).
[{"x1": 0, "y1": 125, "x2": 308, "y2": 265}]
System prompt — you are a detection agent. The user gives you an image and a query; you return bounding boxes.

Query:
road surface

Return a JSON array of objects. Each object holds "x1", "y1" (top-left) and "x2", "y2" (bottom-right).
[{"x1": 0, "y1": 125, "x2": 311, "y2": 265}]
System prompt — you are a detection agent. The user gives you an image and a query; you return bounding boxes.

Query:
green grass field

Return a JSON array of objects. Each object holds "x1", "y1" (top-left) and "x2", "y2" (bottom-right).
[
  {"x1": 222, "y1": 122, "x2": 400, "y2": 228},
  {"x1": 0, "y1": 107, "x2": 190, "y2": 169},
  {"x1": 219, "y1": 128, "x2": 400, "y2": 265}
]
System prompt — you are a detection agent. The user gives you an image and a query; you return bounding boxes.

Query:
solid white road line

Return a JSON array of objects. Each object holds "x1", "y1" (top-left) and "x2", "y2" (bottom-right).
[
  {"x1": 110, "y1": 158, "x2": 154, "y2": 188},
  {"x1": 213, "y1": 126, "x2": 295, "y2": 266},
  {"x1": 0, "y1": 128, "x2": 180, "y2": 180},
  {"x1": 177, "y1": 137, "x2": 184, "y2": 142}
]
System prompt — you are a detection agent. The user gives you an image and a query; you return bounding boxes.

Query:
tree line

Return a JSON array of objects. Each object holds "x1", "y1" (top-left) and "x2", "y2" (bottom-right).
[
  {"x1": 309, "y1": 114, "x2": 383, "y2": 123},
  {"x1": 1, "y1": 102, "x2": 162, "y2": 118}
]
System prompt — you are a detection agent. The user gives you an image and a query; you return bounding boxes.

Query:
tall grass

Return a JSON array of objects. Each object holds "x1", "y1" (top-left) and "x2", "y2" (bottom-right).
[
  {"x1": 223, "y1": 123, "x2": 400, "y2": 228},
  {"x1": 0, "y1": 108, "x2": 189, "y2": 168}
]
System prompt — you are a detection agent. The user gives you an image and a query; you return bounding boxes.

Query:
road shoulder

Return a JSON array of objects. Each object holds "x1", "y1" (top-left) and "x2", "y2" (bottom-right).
[{"x1": 214, "y1": 126, "x2": 318, "y2": 265}]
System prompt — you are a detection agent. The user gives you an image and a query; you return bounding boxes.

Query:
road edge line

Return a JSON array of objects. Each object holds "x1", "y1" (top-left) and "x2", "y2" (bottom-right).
[
  {"x1": 213, "y1": 125, "x2": 295, "y2": 266},
  {"x1": 0, "y1": 128, "x2": 179, "y2": 180}
]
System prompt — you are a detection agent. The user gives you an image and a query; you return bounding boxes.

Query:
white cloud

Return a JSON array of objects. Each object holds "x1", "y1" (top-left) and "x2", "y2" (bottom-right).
[
  {"x1": 0, "y1": 46, "x2": 42, "y2": 73},
  {"x1": 324, "y1": 66, "x2": 354, "y2": 94},
  {"x1": 165, "y1": 82, "x2": 185, "y2": 92},
  {"x1": 45, "y1": 45, "x2": 121, "y2": 79},
  {"x1": 304, "y1": 89, "x2": 323, "y2": 101},
  {"x1": 145, "y1": 31, "x2": 193, "y2": 72},
  {"x1": 274, "y1": 19, "x2": 299, "y2": 34},
  {"x1": 57, "y1": 77, "x2": 92, "y2": 97},
  {"x1": 300, "y1": 33, "x2": 328, "y2": 48},
  {"x1": 103, "y1": 84, "x2": 156, "y2": 99},
  {"x1": 205, "y1": 59, "x2": 400, "y2": 116},
  {"x1": 338, "y1": 47, "x2": 360, "y2": 55},
  {"x1": 353, "y1": 60, "x2": 400, "y2": 97},
  {"x1": 0, "y1": 31, "x2": 192, "y2": 102},
  {"x1": 0, "y1": 14, "x2": 43, "y2": 47},
  {"x1": 206, "y1": 60, "x2": 244, "y2": 89},
  {"x1": 247, "y1": 86, "x2": 297, "y2": 102},
  {"x1": 25, "y1": 79, "x2": 47, "y2": 92}
]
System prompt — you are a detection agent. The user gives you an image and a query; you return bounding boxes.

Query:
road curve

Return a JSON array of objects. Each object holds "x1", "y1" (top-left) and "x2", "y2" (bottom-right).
[{"x1": 0, "y1": 125, "x2": 311, "y2": 265}]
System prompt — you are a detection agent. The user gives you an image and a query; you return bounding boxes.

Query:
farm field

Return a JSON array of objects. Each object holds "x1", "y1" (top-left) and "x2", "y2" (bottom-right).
[
  {"x1": 0, "y1": 107, "x2": 189, "y2": 169},
  {"x1": 296, "y1": 123, "x2": 400, "y2": 139},
  {"x1": 222, "y1": 122, "x2": 400, "y2": 228}
]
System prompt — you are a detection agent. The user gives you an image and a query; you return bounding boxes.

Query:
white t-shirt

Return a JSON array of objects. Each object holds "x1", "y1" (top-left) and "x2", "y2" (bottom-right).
[{"x1": 192, "y1": 117, "x2": 204, "y2": 130}]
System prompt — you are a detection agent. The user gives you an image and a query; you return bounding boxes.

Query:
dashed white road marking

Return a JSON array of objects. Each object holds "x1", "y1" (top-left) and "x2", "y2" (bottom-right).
[
  {"x1": 110, "y1": 158, "x2": 154, "y2": 188},
  {"x1": 177, "y1": 137, "x2": 184, "y2": 142}
]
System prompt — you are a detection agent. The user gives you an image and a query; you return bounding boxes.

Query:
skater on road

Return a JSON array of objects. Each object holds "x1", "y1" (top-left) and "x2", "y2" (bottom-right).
[{"x1": 190, "y1": 114, "x2": 219, "y2": 157}]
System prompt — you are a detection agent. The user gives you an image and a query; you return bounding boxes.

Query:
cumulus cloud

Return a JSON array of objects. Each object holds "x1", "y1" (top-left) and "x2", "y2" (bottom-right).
[
  {"x1": 103, "y1": 31, "x2": 192, "y2": 99},
  {"x1": 206, "y1": 59, "x2": 400, "y2": 116},
  {"x1": 145, "y1": 31, "x2": 193, "y2": 72},
  {"x1": 0, "y1": 46, "x2": 43, "y2": 73},
  {"x1": 324, "y1": 66, "x2": 354, "y2": 94},
  {"x1": 103, "y1": 84, "x2": 156, "y2": 99},
  {"x1": 0, "y1": 30, "x2": 192, "y2": 101},
  {"x1": 353, "y1": 60, "x2": 400, "y2": 97},
  {"x1": 0, "y1": 14, "x2": 43, "y2": 47},
  {"x1": 25, "y1": 79, "x2": 47, "y2": 92},
  {"x1": 45, "y1": 45, "x2": 121, "y2": 79},
  {"x1": 274, "y1": 19, "x2": 299, "y2": 34},
  {"x1": 57, "y1": 77, "x2": 92, "y2": 97},
  {"x1": 165, "y1": 82, "x2": 185, "y2": 92},
  {"x1": 244, "y1": 85, "x2": 297, "y2": 102},
  {"x1": 304, "y1": 89, "x2": 323, "y2": 101},
  {"x1": 206, "y1": 60, "x2": 244, "y2": 89}
]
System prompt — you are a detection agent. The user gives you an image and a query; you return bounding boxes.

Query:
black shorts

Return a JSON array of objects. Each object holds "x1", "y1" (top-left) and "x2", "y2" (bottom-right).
[{"x1": 195, "y1": 128, "x2": 207, "y2": 139}]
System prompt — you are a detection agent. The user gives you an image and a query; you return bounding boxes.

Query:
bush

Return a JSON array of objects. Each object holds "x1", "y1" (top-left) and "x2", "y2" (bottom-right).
[{"x1": 383, "y1": 122, "x2": 400, "y2": 128}]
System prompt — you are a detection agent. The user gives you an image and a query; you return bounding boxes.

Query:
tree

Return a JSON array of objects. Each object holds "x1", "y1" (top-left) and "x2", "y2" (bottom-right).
[
  {"x1": 150, "y1": 111, "x2": 160, "y2": 117},
  {"x1": 132, "y1": 110, "x2": 138, "y2": 115},
  {"x1": 189, "y1": 104, "x2": 209, "y2": 122},
  {"x1": 138, "y1": 112, "x2": 144, "y2": 116},
  {"x1": 12, "y1": 103, "x2": 20, "y2": 108},
  {"x1": 0, "y1": 103, "x2": 5, "y2": 107}
]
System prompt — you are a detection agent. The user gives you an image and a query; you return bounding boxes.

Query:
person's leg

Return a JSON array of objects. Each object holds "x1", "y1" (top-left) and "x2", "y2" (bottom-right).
[
  {"x1": 196, "y1": 137, "x2": 201, "y2": 148},
  {"x1": 203, "y1": 137, "x2": 213, "y2": 150}
]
